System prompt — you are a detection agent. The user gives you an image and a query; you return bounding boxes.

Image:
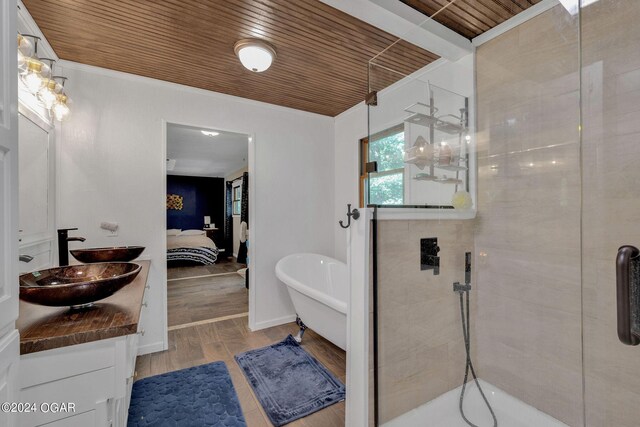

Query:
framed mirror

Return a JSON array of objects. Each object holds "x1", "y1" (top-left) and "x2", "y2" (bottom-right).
[{"x1": 18, "y1": 106, "x2": 55, "y2": 247}]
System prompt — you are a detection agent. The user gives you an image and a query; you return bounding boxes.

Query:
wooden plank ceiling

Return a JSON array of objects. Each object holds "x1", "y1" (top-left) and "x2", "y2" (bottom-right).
[
  {"x1": 400, "y1": 0, "x2": 543, "y2": 39},
  {"x1": 23, "y1": 0, "x2": 439, "y2": 117}
]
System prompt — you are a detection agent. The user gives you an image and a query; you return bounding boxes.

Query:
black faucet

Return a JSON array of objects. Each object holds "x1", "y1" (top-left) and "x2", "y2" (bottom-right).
[{"x1": 57, "y1": 228, "x2": 86, "y2": 266}]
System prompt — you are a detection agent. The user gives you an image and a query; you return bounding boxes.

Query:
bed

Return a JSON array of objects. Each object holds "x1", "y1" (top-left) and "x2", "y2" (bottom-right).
[{"x1": 167, "y1": 231, "x2": 219, "y2": 265}]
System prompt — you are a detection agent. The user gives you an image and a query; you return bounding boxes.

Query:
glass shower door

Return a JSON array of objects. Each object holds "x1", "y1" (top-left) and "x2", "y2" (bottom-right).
[
  {"x1": 581, "y1": 1, "x2": 640, "y2": 425},
  {"x1": 368, "y1": 1, "x2": 584, "y2": 426}
]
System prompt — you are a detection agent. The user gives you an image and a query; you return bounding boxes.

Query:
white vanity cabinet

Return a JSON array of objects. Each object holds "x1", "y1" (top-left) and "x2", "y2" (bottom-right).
[
  {"x1": 16, "y1": 262, "x2": 150, "y2": 427},
  {"x1": 18, "y1": 334, "x2": 139, "y2": 427}
]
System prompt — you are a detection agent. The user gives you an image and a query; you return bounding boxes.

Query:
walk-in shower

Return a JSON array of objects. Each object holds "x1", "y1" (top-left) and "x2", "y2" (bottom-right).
[{"x1": 365, "y1": 1, "x2": 640, "y2": 426}]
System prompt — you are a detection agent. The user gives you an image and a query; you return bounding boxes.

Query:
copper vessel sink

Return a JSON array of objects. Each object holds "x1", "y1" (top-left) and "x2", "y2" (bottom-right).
[
  {"x1": 70, "y1": 246, "x2": 145, "y2": 263},
  {"x1": 19, "y1": 262, "x2": 142, "y2": 309}
]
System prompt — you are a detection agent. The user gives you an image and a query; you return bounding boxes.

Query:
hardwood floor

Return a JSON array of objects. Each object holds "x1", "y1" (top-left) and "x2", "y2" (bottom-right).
[
  {"x1": 167, "y1": 258, "x2": 246, "y2": 280},
  {"x1": 134, "y1": 316, "x2": 346, "y2": 426},
  {"x1": 167, "y1": 273, "x2": 248, "y2": 327}
]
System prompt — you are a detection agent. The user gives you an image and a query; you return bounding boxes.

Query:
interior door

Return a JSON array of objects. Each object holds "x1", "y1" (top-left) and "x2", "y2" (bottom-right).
[
  {"x1": 581, "y1": 0, "x2": 640, "y2": 425},
  {"x1": 0, "y1": 1, "x2": 21, "y2": 426}
]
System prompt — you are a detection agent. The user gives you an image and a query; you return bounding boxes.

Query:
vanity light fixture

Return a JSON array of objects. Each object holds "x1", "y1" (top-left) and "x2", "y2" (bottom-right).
[
  {"x1": 201, "y1": 130, "x2": 219, "y2": 137},
  {"x1": 234, "y1": 39, "x2": 276, "y2": 73},
  {"x1": 17, "y1": 33, "x2": 72, "y2": 122}
]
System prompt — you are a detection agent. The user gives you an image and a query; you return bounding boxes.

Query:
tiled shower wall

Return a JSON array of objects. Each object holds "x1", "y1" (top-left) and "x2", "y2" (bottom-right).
[
  {"x1": 376, "y1": 219, "x2": 474, "y2": 423},
  {"x1": 475, "y1": 5, "x2": 583, "y2": 426},
  {"x1": 375, "y1": 4, "x2": 640, "y2": 426}
]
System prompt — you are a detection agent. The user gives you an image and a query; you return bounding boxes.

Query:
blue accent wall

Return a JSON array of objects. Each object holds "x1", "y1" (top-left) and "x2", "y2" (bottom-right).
[{"x1": 167, "y1": 175, "x2": 224, "y2": 232}]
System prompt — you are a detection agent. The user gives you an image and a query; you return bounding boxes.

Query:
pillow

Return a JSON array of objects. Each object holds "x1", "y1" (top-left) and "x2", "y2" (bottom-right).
[
  {"x1": 167, "y1": 229, "x2": 181, "y2": 236},
  {"x1": 180, "y1": 229, "x2": 205, "y2": 236}
]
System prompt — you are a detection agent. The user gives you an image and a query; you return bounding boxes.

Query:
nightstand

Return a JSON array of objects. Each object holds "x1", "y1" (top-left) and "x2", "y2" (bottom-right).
[{"x1": 203, "y1": 227, "x2": 219, "y2": 241}]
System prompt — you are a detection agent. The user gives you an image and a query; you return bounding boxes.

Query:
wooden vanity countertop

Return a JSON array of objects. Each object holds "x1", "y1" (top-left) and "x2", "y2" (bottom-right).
[{"x1": 17, "y1": 260, "x2": 150, "y2": 355}]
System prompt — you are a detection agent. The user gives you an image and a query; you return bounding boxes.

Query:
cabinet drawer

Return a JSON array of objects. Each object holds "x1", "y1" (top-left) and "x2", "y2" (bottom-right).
[
  {"x1": 38, "y1": 410, "x2": 96, "y2": 426},
  {"x1": 19, "y1": 367, "x2": 115, "y2": 427},
  {"x1": 21, "y1": 339, "x2": 118, "y2": 389}
]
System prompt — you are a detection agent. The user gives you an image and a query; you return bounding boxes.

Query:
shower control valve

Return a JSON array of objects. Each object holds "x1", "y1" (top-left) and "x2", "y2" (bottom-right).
[{"x1": 421, "y1": 237, "x2": 440, "y2": 275}]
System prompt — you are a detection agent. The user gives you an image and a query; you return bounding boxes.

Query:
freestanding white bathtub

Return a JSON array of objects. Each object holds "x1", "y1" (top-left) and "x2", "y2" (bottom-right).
[{"x1": 275, "y1": 253, "x2": 348, "y2": 350}]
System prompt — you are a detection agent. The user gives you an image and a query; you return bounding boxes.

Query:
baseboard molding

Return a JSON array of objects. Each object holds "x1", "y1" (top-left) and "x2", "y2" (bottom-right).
[
  {"x1": 137, "y1": 340, "x2": 166, "y2": 356},
  {"x1": 251, "y1": 314, "x2": 297, "y2": 331},
  {"x1": 168, "y1": 312, "x2": 248, "y2": 331},
  {"x1": 167, "y1": 271, "x2": 238, "y2": 282}
]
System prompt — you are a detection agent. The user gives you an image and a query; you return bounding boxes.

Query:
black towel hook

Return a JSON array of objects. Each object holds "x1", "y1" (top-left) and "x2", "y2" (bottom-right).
[{"x1": 339, "y1": 204, "x2": 360, "y2": 229}]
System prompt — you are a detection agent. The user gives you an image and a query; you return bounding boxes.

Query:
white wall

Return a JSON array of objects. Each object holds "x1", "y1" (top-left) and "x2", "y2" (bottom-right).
[
  {"x1": 333, "y1": 55, "x2": 474, "y2": 261},
  {"x1": 57, "y1": 62, "x2": 335, "y2": 353}
]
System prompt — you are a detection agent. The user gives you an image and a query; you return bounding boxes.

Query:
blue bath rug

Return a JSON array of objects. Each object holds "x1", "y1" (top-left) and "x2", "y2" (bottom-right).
[
  {"x1": 128, "y1": 361, "x2": 246, "y2": 427},
  {"x1": 234, "y1": 335, "x2": 345, "y2": 426}
]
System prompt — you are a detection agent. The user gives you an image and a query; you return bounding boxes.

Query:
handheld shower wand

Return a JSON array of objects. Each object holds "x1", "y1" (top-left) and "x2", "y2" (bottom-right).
[{"x1": 454, "y1": 252, "x2": 497, "y2": 427}]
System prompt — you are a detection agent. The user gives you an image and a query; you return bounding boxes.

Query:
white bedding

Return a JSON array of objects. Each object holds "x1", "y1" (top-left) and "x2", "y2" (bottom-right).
[{"x1": 167, "y1": 234, "x2": 216, "y2": 250}]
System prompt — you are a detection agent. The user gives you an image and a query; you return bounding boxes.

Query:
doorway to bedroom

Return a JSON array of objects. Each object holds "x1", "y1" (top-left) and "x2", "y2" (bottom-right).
[{"x1": 165, "y1": 123, "x2": 250, "y2": 329}]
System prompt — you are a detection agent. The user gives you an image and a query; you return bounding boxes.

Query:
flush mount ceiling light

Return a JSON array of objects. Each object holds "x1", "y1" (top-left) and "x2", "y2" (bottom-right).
[
  {"x1": 201, "y1": 130, "x2": 220, "y2": 137},
  {"x1": 234, "y1": 39, "x2": 276, "y2": 73}
]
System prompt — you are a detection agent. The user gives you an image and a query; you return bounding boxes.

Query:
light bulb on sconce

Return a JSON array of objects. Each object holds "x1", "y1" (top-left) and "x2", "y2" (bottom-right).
[
  {"x1": 37, "y1": 79, "x2": 60, "y2": 109},
  {"x1": 19, "y1": 36, "x2": 51, "y2": 95},
  {"x1": 51, "y1": 76, "x2": 71, "y2": 122},
  {"x1": 52, "y1": 93, "x2": 70, "y2": 121},
  {"x1": 21, "y1": 58, "x2": 46, "y2": 93},
  {"x1": 36, "y1": 61, "x2": 61, "y2": 109},
  {"x1": 17, "y1": 34, "x2": 34, "y2": 75},
  {"x1": 37, "y1": 68, "x2": 63, "y2": 111}
]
